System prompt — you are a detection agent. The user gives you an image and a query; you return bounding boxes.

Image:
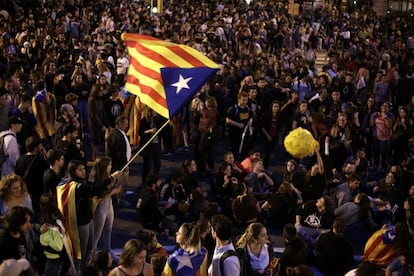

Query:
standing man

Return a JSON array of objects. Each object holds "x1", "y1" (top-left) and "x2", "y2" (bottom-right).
[
  {"x1": 55, "y1": 103, "x2": 80, "y2": 143},
  {"x1": 10, "y1": 94, "x2": 37, "y2": 153},
  {"x1": 15, "y1": 136, "x2": 49, "y2": 212},
  {"x1": 107, "y1": 115, "x2": 131, "y2": 206},
  {"x1": 209, "y1": 214, "x2": 241, "y2": 276},
  {"x1": 107, "y1": 114, "x2": 131, "y2": 172},
  {"x1": 0, "y1": 116, "x2": 24, "y2": 176},
  {"x1": 43, "y1": 149, "x2": 65, "y2": 195},
  {"x1": 104, "y1": 83, "x2": 124, "y2": 128},
  {"x1": 0, "y1": 88, "x2": 10, "y2": 131},
  {"x1": 226, "y1": 91, "x2": 253, "y2": 160}
]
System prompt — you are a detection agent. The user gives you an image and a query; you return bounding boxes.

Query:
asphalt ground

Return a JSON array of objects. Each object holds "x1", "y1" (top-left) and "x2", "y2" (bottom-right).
[{"x1": 110, "y1": 135, "x2": 288, "y2": 251}]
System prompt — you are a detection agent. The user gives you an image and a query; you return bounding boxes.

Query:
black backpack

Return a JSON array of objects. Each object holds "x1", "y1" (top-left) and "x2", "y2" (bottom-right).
[
  {"x1": 219, "y1": 247, "x2": 247, "y2": 276},
  {"x1": 0, "y1": 133, "x2": 15, "y2": 165},
  {"x1": 220, "y1": 245, "x2": 276, "y2": 276}
]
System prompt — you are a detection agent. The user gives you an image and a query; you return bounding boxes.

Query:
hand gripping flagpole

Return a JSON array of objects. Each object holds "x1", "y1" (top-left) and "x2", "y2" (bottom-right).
[{"x1": 121, "y1": 119, "x2": 170, "y2": 172}]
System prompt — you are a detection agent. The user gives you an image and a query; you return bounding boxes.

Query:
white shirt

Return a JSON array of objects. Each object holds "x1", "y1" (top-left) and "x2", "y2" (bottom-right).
[
  {"x1": 116, "y1": 56, "x2": 129, "y2": 75},
  {"x1": 208, "y1": 243, "x2": 240, "y2": 276},
  {"x1": 117, "y1": 127, "x2": 131, "y2": 162}
]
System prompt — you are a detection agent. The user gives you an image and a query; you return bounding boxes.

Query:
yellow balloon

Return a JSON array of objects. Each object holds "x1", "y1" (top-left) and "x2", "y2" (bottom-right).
[{"x1": 284, "y1": 127, "x2": 318, "y2": 159}]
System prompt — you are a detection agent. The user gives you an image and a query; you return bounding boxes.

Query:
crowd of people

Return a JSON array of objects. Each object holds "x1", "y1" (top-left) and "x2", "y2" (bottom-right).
[{"x1": 0, "y1": 0, "x2": 413, "y2": 275}]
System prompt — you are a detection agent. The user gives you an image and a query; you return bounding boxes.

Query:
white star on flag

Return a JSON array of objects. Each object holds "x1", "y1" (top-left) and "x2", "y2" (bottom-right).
[
  {"x1": 171, "y1": 74, "x2": 192, "y2": 94},
  {"x1": 175, "y1": 254, "x2": 194, "y2": 271}
]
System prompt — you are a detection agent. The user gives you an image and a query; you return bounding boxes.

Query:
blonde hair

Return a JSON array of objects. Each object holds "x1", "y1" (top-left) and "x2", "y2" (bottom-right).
[
  {"x1": 205, "y1": 97, "x2": 217, "y2": 108},
  {"x1": 141, "y1": 104, "x2": 155, "y2": 121},
  {"x1": 179, "y1": 223, "x2": 201, "y2": 253},
  {"x1": 0, "y1": 174, "x2": 28, "y2": 201},
  {"x1": 236, "y1": 222, "x2": 265, "y2": 248}
]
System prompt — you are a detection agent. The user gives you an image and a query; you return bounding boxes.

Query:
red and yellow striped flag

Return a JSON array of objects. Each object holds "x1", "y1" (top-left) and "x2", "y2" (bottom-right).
[
  {"x1": 32, "y1": 90, "x2": 57, "y2": 139},
  {"x1": 122, "y1": 34, "x2": 219, "y2": 119},
  {"x1": 56, "y1": 180, "x2": 81, "y2": 260},
  {"x1": 123, "y1": 94, "x2": 141, "y2": 146}
]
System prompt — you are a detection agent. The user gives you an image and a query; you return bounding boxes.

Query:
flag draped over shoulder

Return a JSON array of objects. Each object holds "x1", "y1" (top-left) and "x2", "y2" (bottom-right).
[
  {"x1": 122, "y1": 33, "x2": 219, "y2": 119},
  {"x1": 32, "y1": 89, "x2": 56, "y2": 139},
  {"x1": 162, "y1": 247, "x2": 208, "y2": 276},
  {"x1": 363, "y1": 225, "x2": 398, "y2": 266},
  {"x1": 56, "y1": 180, "x2": 81, "y2": 260},
  {"x1": 122, "y1": 92, "x2": 141, "y2": 146}
]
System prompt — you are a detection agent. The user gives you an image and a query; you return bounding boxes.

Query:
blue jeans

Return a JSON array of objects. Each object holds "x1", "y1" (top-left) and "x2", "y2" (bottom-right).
[
  {"x1": 92, "y1": 197, "x2": 114, "y2": 251},
  {"x1": 296, "y1": 225, "x2": 326, "y2": 246},
  {"x1": 44, "y1": 258, "x2": 62, "y2": 276},
  {"x1": 78, "y1": 221, "x2": 94, "y2": 270},
  {"x1": 372, "y1": 138, "x2": 390, "y2": 169}
]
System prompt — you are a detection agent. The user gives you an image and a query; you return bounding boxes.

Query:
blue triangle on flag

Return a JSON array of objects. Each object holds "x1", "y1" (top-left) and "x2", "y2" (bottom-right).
[{"x1": 161, "y1": 67, "x2": 218, "y2": 118}]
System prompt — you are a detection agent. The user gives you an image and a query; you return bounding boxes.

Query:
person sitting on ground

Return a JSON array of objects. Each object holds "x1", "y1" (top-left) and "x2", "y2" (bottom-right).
[
  {"x1": 245, "y1": 157, "x2": 274, "y2": 199},
  {"x1": 333, "y1": 173, "x2": 361, "y2": 208},
  {"x1": 283, "y1": 159, "x2": 306, "y2": 192},
  {"x1": 279, "y1": 223, "x2": 307, "y2": 276},
  {"x1": 363, "y1": 222, "x2": 410, "y2": 267},
  {"x1": 295, "y1": 195, "x2": 334, "y2": 246},
  {"x1": 223, "y1": 150, "x2": 248, "y2": 180},
  {"x1": 262, "y1": 181, "x2": 302, "y2": 228},
  {"x1": 216, "y1": 162, "x2": 244, "y2": 219},
  {"x1": 231, "y1": 184, "x2": 260, "y2": 233},
  {"x1": 136, "y1": 174, "x2": 164, "y2": 232},
  {"x1": 240, "y1": 149, "x2": 261, "y2": 173},
  {"x1": 88, "y1": 249, "x2": 114, "y2": 276},
  {"x1": 315, "y1": 218, "x2": 354, "y2": 276},
  {"x1": 136, "y1": 229, "x2": 168, "y2": 264},
  {"x1": 159, "y1": 172, "x2": 189, "y2": 218}
]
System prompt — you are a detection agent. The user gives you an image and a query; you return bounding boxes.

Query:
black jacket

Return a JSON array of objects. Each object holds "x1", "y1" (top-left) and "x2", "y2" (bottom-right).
[
  {"x1": 107, "y1": 127, "x2": 128, "y2": 172},
  {"x1": 279, "y1": 238, "x2": 307, "y2": 276}
]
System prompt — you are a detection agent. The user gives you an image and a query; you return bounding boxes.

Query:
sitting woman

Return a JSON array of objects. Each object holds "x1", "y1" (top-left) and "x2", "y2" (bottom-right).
[
  {"x1": 283, "y1": 160, "x2": 305, "y2": 193},
  {"x1": 262, "y1": 181, "x2": 302, "y2": 228},
  {"x1": 329, "y1": 113, "x2": 353, "y2": 172},
  {"x1": 108, "y1": 239, "x2": 154, "y2": 276},
  {"x1": 236, "y1": 222, "x2": 277, "y2": 276},
  {"x1": 163, "y1": 222, "x2": 208, "y2": 276},
  {"x1": 159, "y1": 172, "x2": 190, "y2": 218},
  {"x1": 0, "y1": 174, "x2": 33, "y2": 221},
  {"x1": 231, "y1": 184, "x2": 260, "y2": 235},
  {"x1": 302, "y1": 143, "x2": 326, "y2": 201},
  {"x1": 216, "y1": 162, "x2": 244, "y2": 218},
  {"x1": 179, "y1": 160, "x2": 199, "y2": 195}
]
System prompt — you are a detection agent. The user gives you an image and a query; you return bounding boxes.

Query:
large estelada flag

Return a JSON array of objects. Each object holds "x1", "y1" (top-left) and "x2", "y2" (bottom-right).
[{"x1": 122, "y1": 33, "x2": 219, "y2": 119}]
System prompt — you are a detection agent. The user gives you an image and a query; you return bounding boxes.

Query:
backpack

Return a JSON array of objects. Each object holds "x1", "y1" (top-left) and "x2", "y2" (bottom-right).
[
  {"x1": 227, "y1": 104, "x2": 250, "y2": 120},
  {"x1": 0, "y1": 133, "x2": 15, "y2": 166},
  {"x1": 219, "y1": 247, "x2": 247, "y2": 276},
  {"x1": 220, "y1": 245, "x2": 277, "y2": 276}
]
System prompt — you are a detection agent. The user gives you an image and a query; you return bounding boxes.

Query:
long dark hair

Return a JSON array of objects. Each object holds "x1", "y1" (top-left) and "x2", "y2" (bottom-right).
[
  {"x1": 39, "y1": 193, "x2": 63, "y2": 225},
  {"x1": 89, "y1": 156, "x2": 112, "y2": 184},
  {"x1": 356, "y1": 193, "x2": 371, "y2": 220},
  {"x1": 67, "y1": 159, "x2": 85, "y2": 182}
]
